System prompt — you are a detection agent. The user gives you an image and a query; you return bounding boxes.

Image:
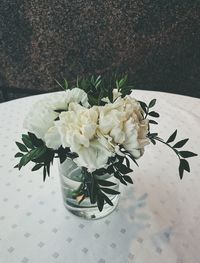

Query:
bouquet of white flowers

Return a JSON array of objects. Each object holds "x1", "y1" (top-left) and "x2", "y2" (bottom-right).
[{"x1": 14, "y1": 75, "x2": 197, "y2": 213}]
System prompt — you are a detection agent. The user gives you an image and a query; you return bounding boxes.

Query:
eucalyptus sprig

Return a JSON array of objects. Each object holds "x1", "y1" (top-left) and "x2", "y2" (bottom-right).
[{"x1": 148, "y1": 130, "x2": 197, "y2": 179}]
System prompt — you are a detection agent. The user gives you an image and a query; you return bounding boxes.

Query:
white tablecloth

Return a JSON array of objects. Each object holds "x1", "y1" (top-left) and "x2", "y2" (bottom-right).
[{"x1": 0, "y1": 90, "x2": 199, "y2": 263}]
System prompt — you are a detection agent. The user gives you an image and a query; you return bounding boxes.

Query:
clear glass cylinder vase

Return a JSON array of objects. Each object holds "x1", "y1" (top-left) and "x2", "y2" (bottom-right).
[{"x1": 58, "y1": 159, "x2": 120, "y2": 220}]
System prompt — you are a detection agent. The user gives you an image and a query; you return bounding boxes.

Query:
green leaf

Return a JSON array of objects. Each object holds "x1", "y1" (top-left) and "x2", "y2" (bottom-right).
[
  {"x1": 148, "y1": 111, "x2": 160, "y2": 118},
  {"x1": 63, "y1": 78, "x2": 69, "y2": 90},
  {"x1": 97, "y1": 193, "x2": 104, "y2": 212},
  {"x1": 59, "y1": 153, "x2": 67, "y2": 164},
  {"x1": 123, "y1": 175, "x2": 133, "y2": 184},
  {"x1": 114, "y1": 163, "x2": 133, "y2": 174},
  {"x1": 108, "y1": 87, "x2": 113, "y2": 103},
  {"x1": 43, "y1": 166, "x2": 47, "y2": 181},
  {"x1": 102, "y1": 193, "x2": 114, "y2": 206},
  {"x1": 118, "y1": 75, "x2": 127, "y2": 88},
  {"x1": 114, "y1": 171, "x2": 120, "y2": 179},
  {"x1": 93, "y1": 168, "x2": 107, "y2": 176},
  {"x1": 15, "y1": 152, "x2": 24, "y2": 158},
  {"x1": 119, "y1": 176, "x2": 127, "y2": 185},
  {"x1": 166, "y1": 130, "x2": 177, "y2": 144},
  {"x1": 97, "y1": 179, "x2": 116, "y2": 187},
  {"x1": 19, "y1": 154, "x2": 31, "y2": 168},
  {"x1": 138, "y1": 101, "x2": 147, "y2": 113},
  {"x1": 150, "y1": 138, "x2": 156, "y2": 145},
  {"x1": 173, "y1": 139, "x2": 189, "y2": 148},
  {"x1": 179, "y1": 151, "x2": 198, "y2": 158},
  {"x1": 148, "y1": 133, "x2": 158, "y2": 138},
  {"x1": 46, "y1": 163, "x2": 50, "y2": 176},
  {"x1": 179, "y1": 162, "x2": 184, "y2": 179},
  {"x1": 28, "y1": 132, "x2": 44, "y2": 147},
  {"x1": 30, "y1": 147, "x2": 47, "y2": 160},
  {"x1": 22, "y1": 134, "x2": 33, "y2": 149},
  {"x1": 32, "y1": 164, "x2": 43, "y2": 171},
  {"x1": 116, "y1": 154, "x2": 124, "y2": 163},
  {"x1": 100, "y1": 187, "x2": 120, "y2": 195},
  {"x1": 89, "y1": 174, "x2": 97, "y2": 204},
  {"x1": 54, "y1": 109, "x2": 66, "y2": 113},
  {"x1": 149, "y1": 99, "x2": 156, "y2": 108},
  {"x1": 16, "y1": 142, "x2": 28, "y2": 152},
  {"x1": 115, "y1": 80, "x2": 119, "y2": 90},
  {"x1": 149, "y1": 120, "x2": 158, "y2": 125},
  {"x1": 107, "y1": 165, "x2": 115, "y2": 174},
  {"x1": 180, "y1": 159, "x2": 190, "y2": 172}
]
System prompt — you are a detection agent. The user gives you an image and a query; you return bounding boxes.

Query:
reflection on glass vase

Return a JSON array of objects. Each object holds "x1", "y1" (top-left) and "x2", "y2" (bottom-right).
[{"x1": 58, "y1": 159, "x2": 120, "y2": 220}]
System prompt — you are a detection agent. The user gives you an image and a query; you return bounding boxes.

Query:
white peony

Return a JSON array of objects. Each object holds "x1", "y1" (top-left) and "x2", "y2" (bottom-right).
[
  {"x1": 23, "y1": 88, "x2": 89, "y2": 149},
  {"x1": 98, "y1": 95, "x2": 149, "y2": 158}
]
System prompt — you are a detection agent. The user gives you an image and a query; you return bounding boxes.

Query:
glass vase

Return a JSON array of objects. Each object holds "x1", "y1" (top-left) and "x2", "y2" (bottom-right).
[{"x1": 58, "y1": 159, "x2": 120, "y2": 220}]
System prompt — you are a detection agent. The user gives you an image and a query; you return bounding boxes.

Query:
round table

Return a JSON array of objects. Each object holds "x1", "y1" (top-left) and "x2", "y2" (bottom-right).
[{"x1": 0, "y1": 90, "x2": 199, "y2": 263}]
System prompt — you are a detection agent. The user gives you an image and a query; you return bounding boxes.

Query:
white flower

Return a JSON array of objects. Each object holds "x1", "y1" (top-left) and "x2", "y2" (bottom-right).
[
  {"x1": 74, "y1": 136, "x2": 114, "y2": 172},
  {"x1": 98, "y1": 95, "x2": 149, "y2": 158},
  {"x1": 123, "y1": 118, "x2": 149, "y2": 158},
  {"x1": 65, "y1": 88, "x2": 89, "y2": 108},
  {"x1": 55, "y1": 103, "x2": 98, "y2": 152},
  {"x1": 44, "y1": 126, "x2": 62, "y2": 149},
  {"x1": 23, "y1": 92, "x2": 68, "y2": 140},
  {"x1": 56, "y1": 103, "x2": 113, "y2": 171},
  {"x1": 23, "y1": 88, "x2": 89, "y2": 149}
]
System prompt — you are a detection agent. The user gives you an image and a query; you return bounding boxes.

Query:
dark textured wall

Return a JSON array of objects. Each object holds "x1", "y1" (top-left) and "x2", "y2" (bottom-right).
[{"x1": 0, "y1": 1, "x2": 200, "y2": 97}]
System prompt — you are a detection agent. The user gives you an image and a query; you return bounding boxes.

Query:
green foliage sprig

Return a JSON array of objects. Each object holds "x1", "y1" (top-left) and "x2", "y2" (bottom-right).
[
  {"x1": 15, "y1": 133, "x2": 54, "y2": 181},
  {"x1": 15, "y1": 133, "x2": 77, "y2": 181},
  {"x1": 139, "y1": 99, "x2": 159, "y2": 124},
  {"x1": 78, "y1": 148, "x2": 136, "y2": 212},
  {"x1": 148, "y1": 130, "x2": 197, "y2": 179},
  {"x1": 56, "y1": 74, "x2": 133, "y2": 106}
]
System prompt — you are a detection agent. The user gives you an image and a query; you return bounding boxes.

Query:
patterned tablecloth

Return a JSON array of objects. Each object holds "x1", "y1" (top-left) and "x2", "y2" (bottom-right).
[{"x1": 0, "y1": 90, "x2": 199, "y2": 263}]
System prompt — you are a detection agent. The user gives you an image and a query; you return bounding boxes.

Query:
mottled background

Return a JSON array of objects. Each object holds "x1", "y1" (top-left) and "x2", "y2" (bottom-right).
[{"x1": 0, "y1": 0, "x2": 200, "y2": 101}]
